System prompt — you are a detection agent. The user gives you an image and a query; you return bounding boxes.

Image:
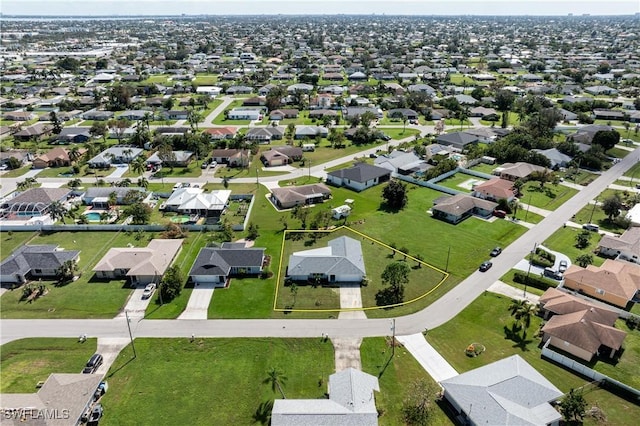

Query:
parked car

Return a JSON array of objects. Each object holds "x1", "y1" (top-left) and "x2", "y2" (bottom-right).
[
  {"x1": 210, "y1": 160, "x2": 217, "y2": 167},
  {"x1": 82, "y1": 353, "x2": 103, "y2": 374},
  {"x1": 479, "y1": 261, "x2": 493, "y2": 272},
  {"x1": 142, "y1": 283, "x2": 156, "y2": 299},
  {"x1": 492, "y1": 210, "x2": 507, "y2": 218},
  {"x1": 558, "y1": 260, "x2": 568, "y2": 273},
  {"x1": 88, "y1": 403, "x2": 103, "y2": 424},
  {"x1": 543, "y1": 268, "x2": 563, "y2": 280},
  {"x1": 582, "y1": 223, "x2": 599, "y2": 232},
  {"x1": 490, "y1": 247, "x2": 502, "y2": 257},
  {"x1": 201, "y1": 161, "x2": 209, "y2": 169}
]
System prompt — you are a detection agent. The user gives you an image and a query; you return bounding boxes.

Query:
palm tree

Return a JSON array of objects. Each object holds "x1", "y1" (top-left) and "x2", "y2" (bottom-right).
[
  {"x1": 263, "y1": 367, "x2": 287, "y2": 398},
  {"x1": 508, "y1": 299, "x2": 537, "y2": 338},
  {"x1": 48, "y1": 201, "x2": 67, "y2": 223},
  {"x1": 137, "y1": 177, "x2": 149, "y2": 189},
  {"x1": 108, "y1": 191, "x2": 118, "y2": 208},
  {"x1": 131, "y1": 157, "x2": 146, "y2": 177},
  {"x1": 58, "y1": 259, "x2": 77, "y2": 282},
  {"x1": 68, "y1": 145, "x2": 81, "y2": 164}
]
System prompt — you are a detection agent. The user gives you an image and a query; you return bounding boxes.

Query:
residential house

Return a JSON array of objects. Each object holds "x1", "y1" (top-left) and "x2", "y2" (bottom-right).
[
  {"x1": 162, "y1": 188, "x2": 231, "y2": 218},
  {"x1": 538, "y1": 288, "x2": 626, "y2": 361},
  {"x1": 567, "y1": 124, "x2": 613, "y2": 145},
  {"x1": 2, "y1": 111, "x2": 37, "y2": 121},
  {"x1": 532, "y1": 148, "x2": 573, "y2": 169},
  {"x1": 558, "y1": 108, "x2": 578, "y2": 121},
  {"x1": 189, "y1": 243, "x2": 265, "y2": 287},
  {"x1": 407, "y1": 84, "x2": 436, "y2": 95},
  {"x1": 119, "y1": 110, "x2": 150, "y2": 121},
  {"x1": 0, "y1": 245, "x2": 80, "y2": 285},
  {"x1": 210, "y1": 149, "x2": 249, "y2": 167},
  {"x1": 145, "y1": 150, "x2": 194, "y2": 167},
  {"x1": 82, "y1": 187, "x2": 146, "y2": 207},
  {"x1": 562, "y1": 260, "x2": 640, "y2": 309},
  {"x1": 0, "y1": 149, "x2": 30, "y2": 167},
  {"x1": 227, "y1": 108, "x2": 262, "y2": 120},
  {"x1": 246, "y1": 126, "x2": 284, "y2": 142},
  {"x1": 0, "y1": 374, "x2": 103, "y2": 426},
  {"x1": 308, "y1": 109, "x2": 338, "y2": 119},
  {"x1": 93, "y1": 239, "x2": 183, "y2": 285},
  {"x1": 326, "y1": 163, "x2": 391, "y2": 192},
  {"x1": 242, "y1": 97, "x2": 267, "y2": 107},
  {"x1": 261, "y1": 146, "x2": 303, "y2": 167},
  {"x1": 387, "y1": 108, "x2": 419, "y2": 120},
  {"x1": 87, "y1": 146, "x2": 143, "y2": 168},
  {"x1": 270, "y1": 184, "x2": 331, "y2": 209},
  {"x1": 471, "y1": 178, "x2": 516, "y2": 202},
  {"x1": 272, "y1": 368, "x2": 379, "y2": 426},
  {"x1": 343, "y1": 107, "x2": 383, "y2": 120},
  {"x1": 598, "y1": 227, "x2": 640, "y2": 266},
  {"x1": 593, "y1": 109, "x2": 626, "y2": 121},
  {"x1": 226, "y1": 85, "x2": 253, "y2": 95},
  {"x1": 584, "y1": 86, "x2": 618, "y2": 96},
  {"x1": 374, "y1": 150, "x2": 427, "y2": 175},
  {"x1": 203, "y1": 127, "x2": 237, "y2": 140},
  {"x1": 469, "y1": 106, "x2": 498, "y2": 118},
  {"x1": 32, "y1": 147, "x2": 82, "y2": 169},
  {"x1": 82, "y1": 110, "x2": 114, "y2": 121},
  {"x1": 440, "y1": 355, "x2": 563, "y2": 426},
  {"x1": 55, "y1": 127, "x2": 91, "y2": 144},
  {"x1": 287, "y1": 236, "x2": 366, "y2": 283},
  {"x1": 494, "y1": 162, "x2": 546, "y2": 181},
  {"x1": 269, "y1": 109, "x2": 299, "y2": 121},
  {"x1": 162, "y1": 110, "x2": 190, "y2": 120},
  {"x1": 294, "y1": 125, "x2": 328, "y2": 139},
  {"x1": 435, "y1": 132, "x2": 479, "y2": 151},
  {"x1": 432, "y1": 194, "x2": 498, "y2": 224},
  {"x1": 463, "y1": 127, "x2": 498, "y2": 143},
  {"x1": 1, "y1": 187, "x2": 71, "y2": 218},
  {"x1": 12, "y1": 123, "x2": 53, "y2": 142}
]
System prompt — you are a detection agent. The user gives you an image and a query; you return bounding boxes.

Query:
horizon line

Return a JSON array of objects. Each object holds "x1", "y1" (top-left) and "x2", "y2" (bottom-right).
[{"x1": 2, "y1": 13, "x2": 638, "y2": 17}]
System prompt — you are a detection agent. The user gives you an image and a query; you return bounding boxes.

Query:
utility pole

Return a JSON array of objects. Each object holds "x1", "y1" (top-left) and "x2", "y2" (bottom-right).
[
  {"x1": 524, "y1": 242, "x2": 537, "y2": 298},
  {"x1": 125, "y1": 310, "x2": 137, "y2": 358},
  {"x1": 445, "y1": 246, "x2": 451, "y2": 272},
  {"x1": 390, "y1": 318, "x2": 396, "y2": 357},
  {"x1": 308, "y1": 160, "x2": 311, "y2": 180},
  {"x1": 256, "y1": 167, "x2": 259, "y2": 186},
  {"x1": 588, "y1": 197, "x2": 598, "y2": 224}
]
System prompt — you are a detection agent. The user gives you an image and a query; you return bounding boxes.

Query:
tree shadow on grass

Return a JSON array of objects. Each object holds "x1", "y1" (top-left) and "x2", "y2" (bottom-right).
[
  {"x1": 105, "y1": 356, "x2": 136, "y2": 378},
  {"x1": 252, "y1": 400, "x2": 273, "y2": 425},
  {"x1": 375, "y1": 287, "x2": 403, "y2": 308},
  {"x1": 503, "y1": 324, "x2": 533, "y2": 352}
]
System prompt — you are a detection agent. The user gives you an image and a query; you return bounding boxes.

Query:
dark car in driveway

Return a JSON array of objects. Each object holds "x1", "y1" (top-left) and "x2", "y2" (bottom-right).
[
  {"x1": 479, "y1": 261, "x2": 493, "y2": 272},
  {"x1": 490, "y1": 247, "x2": 502, "y2": 257},
  {"x1": 82, "y1": 353, "x2": 103, "y2": 374}
]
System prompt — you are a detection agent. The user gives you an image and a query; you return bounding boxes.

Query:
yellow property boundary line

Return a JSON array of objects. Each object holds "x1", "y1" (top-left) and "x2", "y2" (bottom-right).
[{"x1": 273, "y1": 225, "x2": 450, "y2": 312}]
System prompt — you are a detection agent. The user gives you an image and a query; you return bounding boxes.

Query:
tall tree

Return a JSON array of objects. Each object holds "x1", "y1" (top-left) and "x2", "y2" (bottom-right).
[
  {"x1": 559, "y1": 389, "x2": 587, "y2": 423},
  {"x1": 48, "y1": 111, "x2": 63, "y2": 134},
  {"x1": 601, "y1": 195, "x2": 623, "y2": 221},
  {"x1": 382, "y1": 180, "x2": 408, "y2": 210},
  {"x1": 160, "y1": 265, "x2": 184, "y2": 302},
  {"x1": 381, "y1": 261, "x2": 411, "y2": 303},
  {"x1": 48, "y1": 201, "x2": 67, "y2": 223}
]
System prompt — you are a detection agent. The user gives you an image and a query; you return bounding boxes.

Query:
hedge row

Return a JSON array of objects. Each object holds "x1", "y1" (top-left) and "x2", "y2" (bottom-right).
[{"x1": 513, "y1": 271, "x2": 557, "y2": 291}]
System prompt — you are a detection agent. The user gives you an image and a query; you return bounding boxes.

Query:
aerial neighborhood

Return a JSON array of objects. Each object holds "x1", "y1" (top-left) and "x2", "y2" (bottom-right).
[{"x1": 1, "y1": 12, "x2": 640, "y2": 426}]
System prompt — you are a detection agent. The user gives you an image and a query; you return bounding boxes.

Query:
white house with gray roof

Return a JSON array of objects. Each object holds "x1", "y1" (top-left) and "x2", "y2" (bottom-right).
[
  {"x1": 0, "y1": 245, "x2": 80, "y2": 285},
  {"x1": 326, "y1": 163, "x2": 391, "y2": 192},
  {"x1": 440, "y1": 355, "x2": 563, "y2": 426},
  {"x1": 287, "y1": 236, "x2": 366, "y2": 283},
  {"x1": 271, "y1": 368, "x2": 379, "y2": 426},
  {"x1": 189, "y1": 243, "x2": 265, "y2": 286},
  {"x1": 87, "y1": 146, "x2": 143, "y2": 168}
]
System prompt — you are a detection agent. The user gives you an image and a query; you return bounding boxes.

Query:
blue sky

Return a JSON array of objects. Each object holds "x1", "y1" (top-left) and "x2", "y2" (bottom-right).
[{"x1": 2, "y1": 0, "x2": 639, "y2": 16}]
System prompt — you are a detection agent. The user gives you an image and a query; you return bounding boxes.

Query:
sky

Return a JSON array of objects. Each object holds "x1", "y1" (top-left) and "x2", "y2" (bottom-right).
[{"x1": 2, "y1": 0, "x2": 639, "y2": 16}]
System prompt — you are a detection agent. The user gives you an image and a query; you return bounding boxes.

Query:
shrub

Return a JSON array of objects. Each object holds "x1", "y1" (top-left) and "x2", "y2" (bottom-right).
[{"x1": 513, "y1": 271, "x2": 557, "y2": 291}]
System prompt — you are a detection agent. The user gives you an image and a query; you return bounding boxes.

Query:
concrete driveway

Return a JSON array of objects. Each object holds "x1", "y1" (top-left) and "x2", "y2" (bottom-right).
[
  {"x1": 512, "y1": 244, "x2": 571, "y2": 277},
  {"x1": 396, "y1": 333, "x2": 457, "y2": 382},
  {"x1": 116, "y1": 285, "x2": 155, "y2": 320},
  {"x1": 94, "y1": 338, "x2": 130, "y2": 376},
  {"x1": 178, "y1": 283, "x2": 216, "y2": 320},
  {"x1": 338, "y1": 284, "x2": 367, "y2": 320}
]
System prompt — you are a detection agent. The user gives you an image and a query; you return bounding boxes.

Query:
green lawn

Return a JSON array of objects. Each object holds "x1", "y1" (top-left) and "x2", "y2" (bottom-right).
[
  {"x1": 427, "y1": 293, "x2": 640, "y2": 426},
  {"x1": 2, "y1": 165, "x2": 32, "y2": 178},
  {"x1": 214, "y1": 151, "x2": 287, "y2": 179},
  {"x1": 100, "y1": 339, "x2": 334, "y2": 425},
  {"x1": 467, "y1": 163, "x2": 496, "y2": 175},
  {"x1": 211, "y1": 100, "x2": 252, "y2": 125},
  {"x1": 0, "y1": 231, "x2": 152, "y2": 319},
  {"x1": 361, "y1": 338, "x2": 454, "y2": 426},
  {"x1": 1, "y1": 338, "x2": 98, "y2": 393},
  {"x1": 606, "y1": 147, "x2": 632, "y2": 159},
  {"x1": 559, "y1": 169, "x2": 598, "y2": 186},
  {"x1": 193, "y1": 73, "x2": 219, "y2": 85},
  {"x1": 543, "y1": 227, "x2": 606, "y2": 267},
  {"x1": 208, "y1": 277, "x2": 277, "y2": 318},
  {"x1": 499, "y1": 270, "x2": 551, "y2": 296},
  {"x1": 519, "y1": 181, "x2": 578, "y2": 211},
  {"x1": 151, "y1": 165, "x2": 203, "y2": 179},
  {"x1": 1, "y1": 231, "x2": 38, "y2": 260},
  {"x1": 624, "y1": 161, "x2": 640, "y2": 178},
  {"x1": 572, "y1": 190, "x2": 633, "y2": 234}
]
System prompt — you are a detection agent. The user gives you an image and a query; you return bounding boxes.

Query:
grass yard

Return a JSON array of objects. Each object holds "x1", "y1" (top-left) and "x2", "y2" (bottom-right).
[
  {"x1": 467, "y1": 162, "x2": 496, "y2": 175},
  {"x1": 589, "y1": 320, "x2": 640, "y2": 389},
  {"x1": 427, "y1": 292, "x2": 640, "y2": 426},
  {"x1": 560, "y1": 169, "x2": 599, "y2": 186},
  {"x1": 211, "y1": 100, "x2": 253, "y2": 125},
  {"x1": 0, "y1": 231, "x2": 152, "y2": 319},
  {"x1": 2, "y1": 165, "x2": 32, "y2": 178},
  {"x1": 1, "y1": 231, "x2": 38, "y2": 260},
  {"x1": 572, "y1": 192, "x2": 633, "y2": 234},
  {"x1": 214, "y1": 155, "x2": 288, "y2": 180},
  {"x1": 543, "y1": 227, "x2": 606, "y2": 267},
  {"x1": 606, "y1": 147, "x2": 632, "y2": 159},
  {"x1": 499, "y1": 270, "x2": 550, "y2": 296},
  {"x1": 100, "y1": 338, "x2": 334, "y2": 425},
  {"x1": 151, "y1": 165, "x2": 203, "y2": 178},
  {"x1": 381, "y1": 127, "x2": 420, "y2": 140},
  {"x1": 361, "y1": 338, "x2": 454, "y2": 426},
  {"x1": 624, "y1": 160, "x2": 640, "y2": 177},
  {"x1": 0, "y1": 338, "x2": 99, "y2": 393},
  {"x1": 519, "y1": 181, "x2": 578, "y2": 211},
  {"x1": 193, "y1": 73, "x2": 218, "y2": 85}
]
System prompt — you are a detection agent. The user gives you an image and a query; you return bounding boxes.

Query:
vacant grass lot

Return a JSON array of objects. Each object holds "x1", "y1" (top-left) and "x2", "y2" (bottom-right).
[
  {"x1": 427, "y1": 292, "x2": 640, "y2": 426},
  {"x1": 0, "y1": 338, "x2": 98, "y2": 393},
  {"x1": 361, "y1": 338, "x2": 454, "y2": 426},
  {"x1": 519, "y1": 181, "x2": 578, "y2": 211},
  {"x1": 543, "y1": 227, "x2": 605, "y2": 267},
  {"x1": 100, "y1": 339, "x2": 334, "y2": 425}
]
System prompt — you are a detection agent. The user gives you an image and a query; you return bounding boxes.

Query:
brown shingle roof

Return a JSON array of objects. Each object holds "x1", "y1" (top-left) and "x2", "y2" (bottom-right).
[
  {"x1": 542, "y1": 309, "x2": 626, "y2": 353},
  {"x1": 563, "y1": 260, "x2": 640, "y2": 302}
]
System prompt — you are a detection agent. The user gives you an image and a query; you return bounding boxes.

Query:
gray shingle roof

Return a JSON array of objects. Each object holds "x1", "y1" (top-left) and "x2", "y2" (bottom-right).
[
  {"x1": 288, "y1": 236, "x2": 366, "y2": 278},
  {"x1": 327, "y1": 163, "x2": 390, "y2": 183},
  {"x1": 441, "y1": 355, "x2": 562, "y2": 426},
  {"x1": 0, "y1": 245, "x2": 80, "y2": 277},
  {"x1": 189, "y1": 247, "x2": 265, "y2": 277}
]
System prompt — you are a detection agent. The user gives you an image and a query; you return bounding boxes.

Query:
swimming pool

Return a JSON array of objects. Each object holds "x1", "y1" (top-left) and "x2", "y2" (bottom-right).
[
  {"x1": 170, "y1": 216, "x2": 190, "y2": 223},
  {"x1": 84, "y1": 212, "x2": 102, "y2": 222}
]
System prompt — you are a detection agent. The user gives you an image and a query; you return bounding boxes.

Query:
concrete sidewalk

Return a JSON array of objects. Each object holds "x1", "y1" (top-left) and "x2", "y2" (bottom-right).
[
  {"x1": 94, "y1": 338, "x2": 129, "y2": 376},
  {"x1": 487, "y1": 280, "x2": 540, "y2": 304},
  {"x1": 396, "y1": 333, "x2": 457, "y2": 382},
  {"x1": 178, "y1": 283, "x2": 216, "y2": 320},
  {"x1": 115, "y1": 285, "x2": 155, "y2": 320}
]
